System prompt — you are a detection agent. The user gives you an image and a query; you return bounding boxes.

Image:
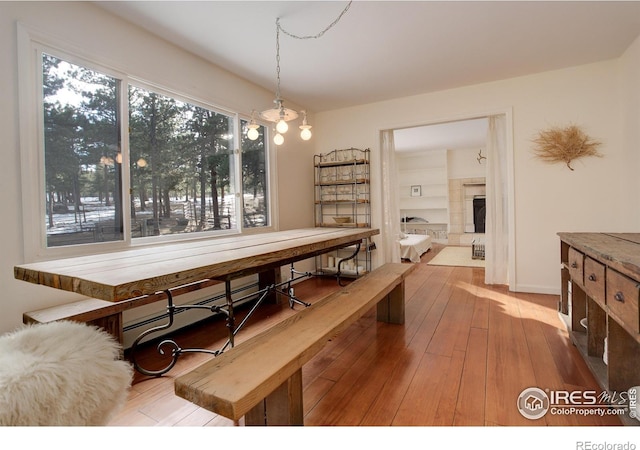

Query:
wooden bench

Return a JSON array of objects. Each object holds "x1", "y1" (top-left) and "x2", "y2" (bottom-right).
[
  {"x1": 174, "y1": 262, "x2": 416, "y2": 426},
  {"x1": 23, "y1": 278, "x2": 222, "y2": 343}
]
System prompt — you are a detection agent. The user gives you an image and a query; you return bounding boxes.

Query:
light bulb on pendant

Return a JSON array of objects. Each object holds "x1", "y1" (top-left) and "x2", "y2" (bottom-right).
[
  {"x1": 247, "y1": 110, "x2": 260, "y2": 140},
  {"x1": 300, "y1": 127, "x2": 312, "y2": 141},
  {"x1": 276, "y1": 118, "x2": 288, "y2": 134},
  {"x1": 275, "y1": 103, "x2": 289, "y2": 134},
  {"x1": 299, "y1": 110, "x2": 312, "y2": 141},
  {"x1": 247, "y1": 125, "x2": 260, "y2": 140},
  {"x1": 274, "y1": 133, "x2": 284, "y2": 146},
  {"x1": 300, "y1": 125, "x2": 311, "y2": 141}
]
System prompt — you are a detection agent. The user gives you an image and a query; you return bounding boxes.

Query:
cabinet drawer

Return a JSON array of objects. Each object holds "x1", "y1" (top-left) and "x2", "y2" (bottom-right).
[
  {"x1": 583, "y1": 257, "x2": 605, "y2": 307},
  {"x1": 567, "y1": 247, "x2": 584, "y2": 285},
  {"x1": 606, "y1": 269, "x2": 640, "y2": 333}
]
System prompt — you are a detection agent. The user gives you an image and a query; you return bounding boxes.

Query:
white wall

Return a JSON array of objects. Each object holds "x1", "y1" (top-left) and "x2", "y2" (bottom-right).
[
  {"x1": 397, "y1": 150, "x2": 449, "y2": 224},
  {"x1": 314, "y1": 35, "x2": 640, "y2": 294},
  {"x1": 0, "y1": 2, "x2": 315, "y2": 336},
  {"x1": 447, "y1": 148, "x2": 487, "y2": 180},
  {"x1": 618, "y1": 35, "x2": 640, "y2": 227}
]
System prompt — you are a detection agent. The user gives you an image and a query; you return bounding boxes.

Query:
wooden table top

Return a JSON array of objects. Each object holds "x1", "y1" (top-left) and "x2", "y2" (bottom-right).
[
  {"x1": 14, "y1": 227, "x2": 379, "y2": 302},
  {"x1": 558, "y1": 232, "x2": 640, "y2": 280}
]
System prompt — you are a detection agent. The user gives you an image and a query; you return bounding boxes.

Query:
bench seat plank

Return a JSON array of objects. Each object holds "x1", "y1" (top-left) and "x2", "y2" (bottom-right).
[{"x1": 174, "y1": 263, "x2": 415, "y2": 423}]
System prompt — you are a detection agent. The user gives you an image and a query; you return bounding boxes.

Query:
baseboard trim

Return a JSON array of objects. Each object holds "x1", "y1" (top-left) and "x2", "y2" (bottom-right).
[{"x1": 513, "y1": 284, "x2": 560, "y2": 295}]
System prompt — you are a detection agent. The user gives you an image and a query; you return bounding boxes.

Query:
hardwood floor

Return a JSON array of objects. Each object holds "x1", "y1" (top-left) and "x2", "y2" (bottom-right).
[{"x1": 109, "y1": 244, "x2": 622, "y2": 427}]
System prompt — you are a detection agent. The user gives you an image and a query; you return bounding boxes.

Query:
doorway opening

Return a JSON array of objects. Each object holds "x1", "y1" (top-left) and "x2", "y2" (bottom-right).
[
  {"x1": 393, "y1": 117, "x2": 488, "y2": 247},
  {"x1": 381, "y1": 111, "x2": 513, "y2": 288}
]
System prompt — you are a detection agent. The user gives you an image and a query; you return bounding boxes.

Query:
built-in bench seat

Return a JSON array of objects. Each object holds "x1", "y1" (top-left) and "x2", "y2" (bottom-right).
[
  {"x1": 174, "y1": 262, "x2": 416, "y2": 426},
  {"x1": 23, "y1": 279, "x2": 222, "y2": 343}
]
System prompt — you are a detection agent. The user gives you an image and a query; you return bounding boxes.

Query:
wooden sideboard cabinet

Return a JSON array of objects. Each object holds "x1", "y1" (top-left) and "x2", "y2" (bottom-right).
[{"x1": 558, "y1": 233, "x2": 640, "y2": 403}]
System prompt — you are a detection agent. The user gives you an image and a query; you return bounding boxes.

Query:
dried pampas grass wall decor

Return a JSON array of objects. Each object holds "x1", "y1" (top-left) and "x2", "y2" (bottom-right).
[{"x1": 532, "y1": 125, "x2": 602, "y2": 171}]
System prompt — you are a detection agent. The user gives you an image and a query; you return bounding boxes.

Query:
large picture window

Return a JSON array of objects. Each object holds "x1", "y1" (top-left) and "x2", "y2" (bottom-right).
[{"x1": 36, "y1": 49, "x2": 271, "y2": 252}]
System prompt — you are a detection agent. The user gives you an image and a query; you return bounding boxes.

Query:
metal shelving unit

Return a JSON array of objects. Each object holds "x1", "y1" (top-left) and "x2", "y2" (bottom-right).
[{"x1": 314, "y1": 148, "x2": 372, "y2": 279}]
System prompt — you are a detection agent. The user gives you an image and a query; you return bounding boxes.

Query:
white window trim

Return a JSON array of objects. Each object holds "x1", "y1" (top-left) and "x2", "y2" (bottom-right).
[{"x1": 17, "y1": 23, "x2": 277, "y2": 263}]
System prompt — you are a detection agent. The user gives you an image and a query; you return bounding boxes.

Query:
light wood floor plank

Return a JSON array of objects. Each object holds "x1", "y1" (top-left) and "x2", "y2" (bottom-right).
[
  {"x1": 392, "y1": 352, "x2": 453, "y2": 425},
  {"x1": 358, "y1": 347, "x2": 423, "y2": 425},
  {"x1": 303, "y1": 321, "x2": 390, "y2": 425},
  {"x1": 432, "y1": 349, "x2": 466, "y2": 425},
  {"x1": 318, "y1": 323, "x2": 406, "y2": 425},
  {"x1": 302, "y1": 376, "x2": 335, "y2": 416},
  {"x1": 453, "y1": 327, "x2": 488, "y2": 426},
  {"x1": 173, "y1": 407, "x2": 217, "y2": 426},
  {"x1": 485, "y1": 285, "x2": 540, "y2": 426},
  {"x1": 426, "y1": 267, "x2": 475, "y2": 357}
]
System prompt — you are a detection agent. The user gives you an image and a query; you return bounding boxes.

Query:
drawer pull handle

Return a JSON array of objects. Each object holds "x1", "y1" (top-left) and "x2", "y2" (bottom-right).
[
  {"x1": 571, "y1": 262, "x2": 578, "y2": 269},
  {"x1": 614, "y1": 292, "x2": 625, "y2": 303},
  {"x1": 588, "y1": 274, "x2": 596, "y2": 282}
]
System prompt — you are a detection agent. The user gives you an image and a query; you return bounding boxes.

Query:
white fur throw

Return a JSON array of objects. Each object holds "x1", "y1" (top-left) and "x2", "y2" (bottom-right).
[{"x1": 0, "y1": 321, "x2": 133, "y2": 426}]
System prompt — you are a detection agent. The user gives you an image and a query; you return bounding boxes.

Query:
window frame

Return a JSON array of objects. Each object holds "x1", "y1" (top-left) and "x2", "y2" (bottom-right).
[{"x1": 17, "y1": 24, "x2": 276, "y2": 262}]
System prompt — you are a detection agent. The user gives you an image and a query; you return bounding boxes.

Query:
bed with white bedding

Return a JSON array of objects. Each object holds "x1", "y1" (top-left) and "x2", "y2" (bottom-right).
[{"x1": 398, "y1": 233, "x2": 432, "y2": 263}]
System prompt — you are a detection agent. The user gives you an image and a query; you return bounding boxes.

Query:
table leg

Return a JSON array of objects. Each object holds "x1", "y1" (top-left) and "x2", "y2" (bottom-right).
[
  {"x1": 336, "y1": 242, "x2": 361, "y2": 286},
  {"x1": 128, "y1": 267, "x2": 311, "y2": 375},
  {"x1": 129, "y1": 290, "x2": 182, "y2": 377},
  {"x1": 225, "y1": 280, "x2": 235, "y2": 348},
  {"x1": 259, "y1": 267, "x2": 282, "y2": 304}
]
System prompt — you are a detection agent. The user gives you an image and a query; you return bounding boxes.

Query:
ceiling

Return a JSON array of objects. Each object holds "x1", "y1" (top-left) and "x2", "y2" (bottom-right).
[
  {"x1": 95, "y1": 1, "x2": 640, "y2": 114},
  {"x1": 393, "y1": 117, "x2": 488, "y2": 153}
]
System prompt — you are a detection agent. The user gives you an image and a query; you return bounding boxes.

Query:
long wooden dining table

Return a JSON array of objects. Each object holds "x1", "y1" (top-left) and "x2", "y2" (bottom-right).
[{"x1": 14, "y1": 227, "x2": 379, "y2": 375}]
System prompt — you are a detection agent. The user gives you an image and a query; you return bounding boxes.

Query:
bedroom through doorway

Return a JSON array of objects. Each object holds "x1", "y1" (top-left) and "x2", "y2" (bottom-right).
[
  {"x1": 393, "y1": 118, "x2": 487, "y2": 267},
  {"x1": 381, "y1": 112, "x2": 511, "y2": 285}
]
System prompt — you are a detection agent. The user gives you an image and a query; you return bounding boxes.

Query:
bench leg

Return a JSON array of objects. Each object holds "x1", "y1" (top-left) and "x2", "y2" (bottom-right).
[
  {"x1": 376, "y1": 281, "x2": 405, "y2": 325},
  {"x1": 245, "y1": 369, "x2": 303, "y2": 426}
]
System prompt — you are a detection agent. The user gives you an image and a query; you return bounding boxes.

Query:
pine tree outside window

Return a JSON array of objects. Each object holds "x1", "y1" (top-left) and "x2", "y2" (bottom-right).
[{"x1": 37, "y1": 51, "x2": 271, "y2": 252}]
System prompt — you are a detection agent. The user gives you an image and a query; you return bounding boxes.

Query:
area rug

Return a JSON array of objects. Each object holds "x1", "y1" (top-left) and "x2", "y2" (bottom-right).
[{"x1": 427, "y1": 246, "x2": 485, "y2": 268}]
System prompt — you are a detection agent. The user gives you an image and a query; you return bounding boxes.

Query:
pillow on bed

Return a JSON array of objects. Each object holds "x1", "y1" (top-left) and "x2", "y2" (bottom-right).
[{"x1": 399, "y1": 232, "x2": 408, "y2": 240}]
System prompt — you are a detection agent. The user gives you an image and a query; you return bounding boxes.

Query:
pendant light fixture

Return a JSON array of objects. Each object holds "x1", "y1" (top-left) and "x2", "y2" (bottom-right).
[{"x1": 248, "y1": 2, "x2": 352, "y2": 146}]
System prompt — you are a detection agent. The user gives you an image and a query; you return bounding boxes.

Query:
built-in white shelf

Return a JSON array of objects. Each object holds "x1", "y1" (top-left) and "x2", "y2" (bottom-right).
[{"x1": 398, "y1": 149, "x2": 449, "y2": 228}]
